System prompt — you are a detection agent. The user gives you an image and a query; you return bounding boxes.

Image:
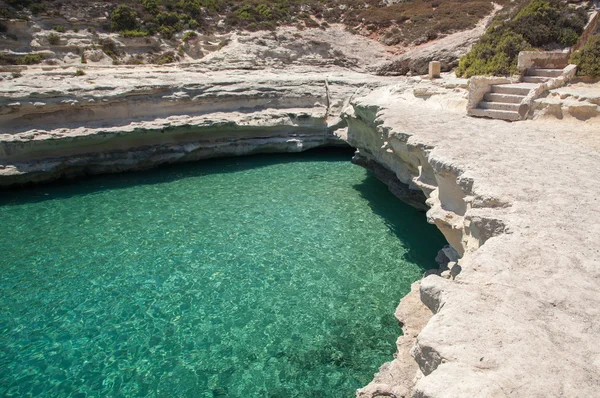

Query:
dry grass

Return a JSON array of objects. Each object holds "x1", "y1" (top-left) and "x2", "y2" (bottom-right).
[
  {"x1": 1, "y1": 0, "x2": 506, "y2": 47},
  {"x1": 348, "y1": 0, "x2": 513, "y2": 46}
]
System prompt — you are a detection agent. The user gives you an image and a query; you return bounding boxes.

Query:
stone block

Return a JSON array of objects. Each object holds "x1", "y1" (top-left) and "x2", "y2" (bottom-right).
[{"x1": 428, "y1": 61, "x2": 440, "y2": 79}]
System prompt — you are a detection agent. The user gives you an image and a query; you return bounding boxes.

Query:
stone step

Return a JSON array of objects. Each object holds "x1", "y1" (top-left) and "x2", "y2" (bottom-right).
[
  {"x1": 478, "y1": 101, "x2": 521, "y2": 112},
  {"x1": 491, "y1": 83, "x2": 536, "y2": 96},
  {"x1": 483, "y1": 92, "x2": 526, "y2": 104},
  {"x1": 468, "y1": 108, "x2": 521, "y2": 121},
  {"x1": 522, "y1": 76, "x2": 551, "y2": 84},
  {"x1": 527, "y1": 68, "x2": 563, "y2": 77}
]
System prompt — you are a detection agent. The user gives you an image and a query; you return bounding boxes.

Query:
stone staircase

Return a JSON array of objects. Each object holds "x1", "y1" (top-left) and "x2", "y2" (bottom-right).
[{"x1": 469, "y1": 68, "x2": 564, "y2": 121}]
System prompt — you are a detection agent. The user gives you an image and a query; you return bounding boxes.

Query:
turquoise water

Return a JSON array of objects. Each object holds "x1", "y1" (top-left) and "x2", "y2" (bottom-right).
[{"x1": 0, "y1": 149, "x2": 445, "y2": 397}]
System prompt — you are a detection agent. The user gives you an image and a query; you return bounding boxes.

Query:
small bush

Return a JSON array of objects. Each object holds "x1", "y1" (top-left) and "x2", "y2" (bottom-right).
[
  {"x1": 110, "y1": 5, "x2": 138, "y2": 32},
  {"x1": 570, "y1": 34, "x2": 600, "y2": 77},
  {"x1": 142, "y1": 0, "x2": 160, "y2": 15},
  {"x1": 182, "y1": 31, "x2": 197, "y2": 42},
  {"x1": 80, "y1": 53, "x2": 87, "y2": 64},
  {"x1": 156, "y1": 11, "x2": 181, "y2": 28},
  {"x1": 120, "y1": 29, "x2": 150, "y2": 38},
  {"x1": 156, "y1": 51, "x2": 176, "y2": 65},
  {"x1": 74, "y1": 69, "x2": 85, "y2": 76},
  {"x1": 457, "y1": 30, "x2": 531, "y2": 77},
  {"x1": 188, "y1": 19, "x2": 199, "y2": 30},
  {"x1": 158, "y1": 25, "x2": 175, "y2": 39},
  {"x1": 11, "y1": 71, "x2": 22, "y2": 78},
  {"x1": 28, "y1": 3, "x2": 45, "y2": 15},
  {"x1": 22, "y1": 53, "x2": 43, "y2": 65},
  {"x1": 99, "y1": 38, "x2": 120, "y2": 58},
  {"x1": 53, "y1": 25, "x2": 66, "y2": 33},
  {"x1": 47, "y1": 32, "x2": 60, "y2": 45},
  {"x1": 178, "y1": 0, "x2": 203, "y2": 18}
]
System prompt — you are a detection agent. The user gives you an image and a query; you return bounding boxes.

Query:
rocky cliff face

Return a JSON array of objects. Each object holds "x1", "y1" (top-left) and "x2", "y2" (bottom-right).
[
  {"x1": 0, "y1": 65, "x2": 392, "y2": 185},
  {"x1": 344, "y1": 81, "x2": 600, "y2": 397}
]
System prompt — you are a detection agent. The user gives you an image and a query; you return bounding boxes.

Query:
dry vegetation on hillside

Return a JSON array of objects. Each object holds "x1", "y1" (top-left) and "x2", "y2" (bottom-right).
[
  {"x1": 1, "y1": 0, "x2": 508, "y2": 47},
  {"x1": 456, "y1": 0, "x2": 589, "y2": 77}
]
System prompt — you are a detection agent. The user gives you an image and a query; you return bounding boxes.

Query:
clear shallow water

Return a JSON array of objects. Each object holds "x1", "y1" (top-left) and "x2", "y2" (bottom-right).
[{"x1": 0, "y1": 149, "x2": 446, "y2": 398}]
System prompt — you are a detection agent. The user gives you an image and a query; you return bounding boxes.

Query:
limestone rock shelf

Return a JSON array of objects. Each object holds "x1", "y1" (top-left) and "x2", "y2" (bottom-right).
[
  {"x1": 0, "y1": 66, "x2": 391, "y2": 186},
  {"x1": 346, "y1": 83, "x2": 600, "y2": 397}
]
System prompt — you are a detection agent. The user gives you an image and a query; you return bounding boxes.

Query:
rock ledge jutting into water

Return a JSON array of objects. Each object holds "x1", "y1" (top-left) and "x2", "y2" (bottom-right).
[{"x1": 346, "y1": 82, "x2": 600, "y2": 397}]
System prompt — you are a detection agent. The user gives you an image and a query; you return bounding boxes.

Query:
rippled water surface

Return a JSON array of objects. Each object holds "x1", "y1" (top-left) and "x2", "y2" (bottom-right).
[{"x1": 0, "y1": 149, "x2": 445, "y2": 397}]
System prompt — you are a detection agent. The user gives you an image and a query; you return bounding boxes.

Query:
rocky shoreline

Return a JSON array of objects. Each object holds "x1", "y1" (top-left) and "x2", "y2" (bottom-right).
[{"x1": 345, "y1": 82, "x2": 600, "y2": 397}]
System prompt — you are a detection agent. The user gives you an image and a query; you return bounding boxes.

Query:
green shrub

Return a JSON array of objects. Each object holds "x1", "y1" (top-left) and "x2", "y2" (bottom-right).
[
  {"x1": 100, "y1": 38, "x2": 120, "y2": 58},
  {"x1": 156, "y1": 51, "x2": 176, "y2": 64},
  {"x1": 47, "y1": 32, "x2": 60, "y2": 45},
  {"x1": 187, "y1": 19, "x2": 199, "y2": 30},
  {"x1": 182, "y1": 30, "x2": 197, "y2": 42},
  {"x1": 75, "y1": 69, "x2": 86, "y2": 76},
  {"x1": 156, "y1": 11, "x2": 181, "y2": 27},
  {"x1": 80, "y1": 53, "x2": 87, "y2": 63},
  {"x1": 11, "y1": 71, "x2": 22, "y2": 78},
  {"x1": 120, "y1": 29, "x2": 150, "y2": 38},
  {"x1": 570, "y1": 34, "x2": 600, "y2": 77},
  {"x1": 29, "y1": 3, "x2": 45, "y2": 15},
  {"x1": 178, "y1": 0, "x2": 203, "y2": 18},
  {"x1": 511, "y1": 0, "x2": 586, "y2": 47},
  {"x1": 110, "y1": 5, "x2": 139, "y2": 32},
  {"x1": 457, "y1": 30, "x2": 531, "y2": 77},
  {"x1": 0, "y1": 53, "x2": 42, "y2": 65},
  {"x1": 158, "y1": 25, "x2": 175, "y2": 39},
  {"x1": 142, "y1": 0, "x2": 160, "y2": 15},
  {"x1": 457, "y1": 0, "x2": 587, "y2": 77},
  {"x1": 22, "y1": 53, "x2": 43, "y2": 65},
  {"x1": 53, "y1": 25, "x2": 66, "y2": 33}
]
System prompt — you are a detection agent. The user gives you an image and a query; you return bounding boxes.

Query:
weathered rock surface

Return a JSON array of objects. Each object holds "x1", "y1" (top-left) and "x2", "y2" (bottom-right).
[
  {"x1": 0, "y1": 63, "x2": 398, "y2": 185},
  {"x1": 534, "y1": 79, "x2": 600, "y2": 120},
  {"x1": 344, "y1": 81, "x2": 600, "y2": 397}
]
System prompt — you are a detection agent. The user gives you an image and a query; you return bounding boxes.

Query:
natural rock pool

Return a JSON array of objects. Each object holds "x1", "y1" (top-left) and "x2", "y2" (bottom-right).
[{"x1": 0, "y1": 149, "x2": 446, "y2": 397}]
